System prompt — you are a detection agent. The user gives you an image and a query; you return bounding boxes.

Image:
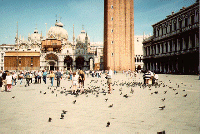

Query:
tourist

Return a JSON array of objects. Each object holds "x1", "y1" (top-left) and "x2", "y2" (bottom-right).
[
  {"x1": 106, "y1": 67, "x2": 113, "y2": 94},
  {"x1": 19, "y1": 71, "x2": 24, "y2": 86},
  {"x1": 78, "y1": 70, "x2": 85, "y2": 93},
  {"x1": 42, "y1": 70, "x2": 47, "y2": 84},
  {"x1": 49, "y1": 70, "x2": 55, "y2": 87},
  {"x1": 29, "y1": 72, "x2": 33, "y2": 83},
  {"x1": 25, "y1": 71, "x2": 31, "y2": 86},
  {"x1": 38, "y1": 70, "x2": 42, "y2": 84},
  {"x1": 154, "y1": 73, "x2": 159, "y2": 85},
  {"x1": 0, "y1": 70, "x2": 3, "y2": 92},
  {"x1": 144, "y1": 71, "x2": 151, "y2": 85},
  {"x1": 12, "y1": 72, "x2": 17, "y2": 86},
  {"x1": 34, "y1": 71, "x2": 38, "y2": 83},
  {"x1": 6, "y1": 72, "x2": 12, "y2": 92},
  {"x1": 72, "y1": 72, "x2": 78, "y2": 94},
  {"x1": 55, "y1": 69, "x2": 62, "y2": 87}
]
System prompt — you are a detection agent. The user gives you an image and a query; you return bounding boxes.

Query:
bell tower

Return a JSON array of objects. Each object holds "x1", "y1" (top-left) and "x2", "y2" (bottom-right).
[{"x1": 103, "y1": 0, "x2": 135, "y2": 71}]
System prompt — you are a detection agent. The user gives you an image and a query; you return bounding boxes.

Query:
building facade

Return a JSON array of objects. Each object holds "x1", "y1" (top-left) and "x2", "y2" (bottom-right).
[
  {"x1": 143, "y1": 1, "x2": 199, "y2": 74},
  {"x1": 0, "y1": 44, "x2": 16, "y2": 70},
  {"x1": 134, "y1": 35, "x2": 144, "y2": 70},
  {"x1": 104, "y1": 0, "x2": 135, "y2": 71},
  {"x1": 2, "y1": 20, "x2": 102, "y2": 71}
]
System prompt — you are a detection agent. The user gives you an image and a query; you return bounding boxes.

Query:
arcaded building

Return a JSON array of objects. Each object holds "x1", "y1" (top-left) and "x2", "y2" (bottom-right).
[
  {"x1": 104, "y1": 0, "x2": 135, "y2": 71},
  {"x1": 143, "y1": 1, "x2": 199, "y2": 74}
]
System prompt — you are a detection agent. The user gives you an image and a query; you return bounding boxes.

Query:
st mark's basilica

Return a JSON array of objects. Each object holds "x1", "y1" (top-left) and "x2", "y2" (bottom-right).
[{"x1": 3, "y1": 20, "x2": 97, "y2": 71}]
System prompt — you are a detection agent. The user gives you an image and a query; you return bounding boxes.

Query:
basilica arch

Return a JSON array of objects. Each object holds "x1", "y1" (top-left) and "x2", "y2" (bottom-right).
[
  {"x1": 45, "y1": 53, "x2": 58, "y2": 70},
  {"x1": 64, "y1": 55, "x2": 73, "y2": 70},
  {"x1": 75, "y1": 56, "x2": 85, "y2": 70}
]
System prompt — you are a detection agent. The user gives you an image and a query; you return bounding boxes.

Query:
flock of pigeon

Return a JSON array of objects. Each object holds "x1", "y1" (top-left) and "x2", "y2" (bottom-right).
[
  {"x1": 33, "y1": 75, "x2": 188, "y2": 131},
  {"x1": 10, "y1": 74, "x2": 189, "y2": 132}
]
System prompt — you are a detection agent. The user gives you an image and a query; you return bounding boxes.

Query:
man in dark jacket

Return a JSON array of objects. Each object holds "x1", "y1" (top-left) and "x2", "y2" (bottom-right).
[{"x1": 55, "y1": 69, "x2": 62, "y2": 87}]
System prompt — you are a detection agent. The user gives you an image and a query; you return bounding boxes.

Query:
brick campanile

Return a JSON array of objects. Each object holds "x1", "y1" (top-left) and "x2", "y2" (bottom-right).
[{"x1": 103, "y1": 0, "x2": 135, "y2": 71}]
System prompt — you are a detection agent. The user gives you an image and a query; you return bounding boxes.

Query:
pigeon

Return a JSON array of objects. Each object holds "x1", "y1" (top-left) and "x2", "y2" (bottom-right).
[
  {"x1": 56, "y1": 94, "x2": 57, "y2": 97},
  {"x1": 108, "y1": 104, "x2": 113, "y2": 108},
  {"x1": 159, "y1": 106, "x2": 165, "y2": 110},
  {"x1": 48, "y1": 117, "x2": 52, "y2": 122},
  {"x1": 40, "y1": 91, "x2": 42, "y2": 93},
  {"x1": 175, "y1": 92, "x2": 178, "y2": 95},
  {"x1": 183, "y1": 94, "x2": 187, "y2": 97},
  {"x1": 11, "y1": 96, "x2": 15, "y2": 99},
  {"x1": 62, "y1": 110, "x2": 67, "y2": 114},
  {"x1": 164, "y1": 91, "x2": 167, "y2": 94},
  {"x1": 154, "y1": 91, "x2": 158, "y2": 94},
  {"x1": 44, "y1": 92, "x2": 46, "y2": 94},
  {"x1": 123, "y1": 94, "x2": 128, "y2": 98},
  {"x1": 60, "y1": 113, "x2": 64, "y2": 119},
  {"x1": 73, "y1": 100, "x2": 76, "y2": 104},
  {"x1": 86, "y1": 95, "x2": 88, "y2": 97},
  {"x1": 183, "y1": 90, "x2": 185, "y2": 91},
  {"x1": 96, "y1": 95, "x2": 98, "y2": 97},
  {"x1": 120, "y1": 92, "x2": 122, "y2": 95},
  {"x1": 173, "y1": 89, "x2": 176, "y2": 91},
  {"x1": 51, "y1": 91, "x2": 54, "y2": 94},
  {"x1": 161, "y1": 98, "x2": 165, "y2": 101},
  {"x1": 106, "y1": 121, "x2": 110, "y2": 127}
]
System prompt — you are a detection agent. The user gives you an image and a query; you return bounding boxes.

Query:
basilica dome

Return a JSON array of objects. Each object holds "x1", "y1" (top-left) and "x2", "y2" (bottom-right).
[
  {"x1": 48, "y1": 21, "x2": 68, "y2": 40},
  {"x1": 76, "y1": 29, "x2": 90, "y2": 43},
  {"x1": 30, "y1": 29, "x2": 41, "y2": 44}
]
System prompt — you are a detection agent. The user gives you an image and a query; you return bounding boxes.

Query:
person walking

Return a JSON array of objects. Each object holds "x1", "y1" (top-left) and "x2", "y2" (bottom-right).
[
  {"x1": 42, "y1": 70, "x2": 47, "y2": 84},
  {"x1": 6, "y1": 72, "x2": 12, "y2": 92},
  {"x1": 38, "y1": 71, "x2": 42, "y2": 84},
  {"x1": 106, "y1": 67, "x2": 113, "y2": 94},
  {"x1": 49, "y1": 70, "x2": 55, "y2": 87},
  {"x1": 55, "y1": 69, "x2": 62, "y2": 87},
  {"x1": 19, "y1": 71, "x2": 24, "y2": 86},
  {"x1": 78, "y1": 70, "x2": 85, "y2": 93}
]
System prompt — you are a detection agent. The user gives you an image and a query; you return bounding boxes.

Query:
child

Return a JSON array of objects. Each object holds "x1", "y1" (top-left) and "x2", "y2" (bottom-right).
[{"x1": 72, "y1": 72, "x2": 78, "y2": 94}]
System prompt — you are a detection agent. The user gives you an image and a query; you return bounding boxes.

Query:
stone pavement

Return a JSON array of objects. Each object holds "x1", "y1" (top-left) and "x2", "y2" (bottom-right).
[{"x1": 0, "y1": 73, "x2": 199, "y2": 133}]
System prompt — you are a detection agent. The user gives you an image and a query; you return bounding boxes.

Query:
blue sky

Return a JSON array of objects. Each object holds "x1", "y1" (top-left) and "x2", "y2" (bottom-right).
[{"x1": 0, "y1": 0, "x2": 196, "y2": 44}]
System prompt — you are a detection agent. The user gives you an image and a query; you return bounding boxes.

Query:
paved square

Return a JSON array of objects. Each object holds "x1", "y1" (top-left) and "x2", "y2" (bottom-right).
[{"x1": 0, "y1": 73, "x2": 199, "y2": 133}]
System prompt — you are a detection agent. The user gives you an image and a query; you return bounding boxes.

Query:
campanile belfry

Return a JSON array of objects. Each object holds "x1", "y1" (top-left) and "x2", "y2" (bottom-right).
[{"x1": 103, "y1": 0, "x2": 135, "y2": 71}]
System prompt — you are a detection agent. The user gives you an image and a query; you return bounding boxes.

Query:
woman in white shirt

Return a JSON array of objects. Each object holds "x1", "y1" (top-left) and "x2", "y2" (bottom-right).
[{"x1": 6, "y1": 72, "x2": 12, "y2": 92}]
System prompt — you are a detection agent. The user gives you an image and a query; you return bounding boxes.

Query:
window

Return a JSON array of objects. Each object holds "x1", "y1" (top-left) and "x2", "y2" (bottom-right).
[
  {"x1": 111, "y1": 17, "x2": 113, "y2": 21},
  {"x1": 179, "y1": 20, "x2": 182, "y2": 29},
  {"x1": 111, "y1": 53, "x2": 114, "y2": 56},
  {"x1": 111, "y1": 29, "x2": 113, "y2": 33},
  {"x1": 111, "y1": 5, "x2": 113, "y2": 9},
  {"x1": 135, "y1": 58, "x2": 136, "y2": 62},
  {"x1": 185, "y1": 18, "x2": 188, "y2": 27},
  {"x1": 191, "y1": 15, "x2": 194, "y2": 25},
  {"x1": 111, "y1": 41, "x2": 114, "y2": 44},
  {"x1": 31, "y1": 57, "x2": 33, "y2": 59},
  {"x1": 174, "y1": 23, "x2": 177, "y2": 30},
  {"x1": 1, "y1": 59, "x2": 3, "y2": 62}
]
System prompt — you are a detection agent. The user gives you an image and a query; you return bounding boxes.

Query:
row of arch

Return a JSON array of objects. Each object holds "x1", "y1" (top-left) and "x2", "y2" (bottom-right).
[{"x1": 45, "y1": 53, "x2": 93, "y2": 70}]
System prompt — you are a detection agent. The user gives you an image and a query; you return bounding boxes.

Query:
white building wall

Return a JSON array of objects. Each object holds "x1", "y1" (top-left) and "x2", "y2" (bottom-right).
[{"x1": 134, "y1": 35, "x2": 144, "y2": 70}]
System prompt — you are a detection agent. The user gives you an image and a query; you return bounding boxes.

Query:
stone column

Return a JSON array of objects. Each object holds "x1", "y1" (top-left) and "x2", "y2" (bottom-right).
[
  {"x1": 160, "y1": 44, "x2": 162, "y2": 54},
  {"x1": 177, "y1": 38, "x2": 180, "y2": 51}
]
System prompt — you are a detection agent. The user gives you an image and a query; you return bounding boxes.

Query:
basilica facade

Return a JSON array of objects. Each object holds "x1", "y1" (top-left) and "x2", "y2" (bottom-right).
[{"x1": 3, "y1": 20, "x2": 96, "y2": 71}]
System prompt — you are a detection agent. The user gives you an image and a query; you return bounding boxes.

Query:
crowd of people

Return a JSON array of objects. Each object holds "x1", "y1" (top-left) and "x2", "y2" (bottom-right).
[{"x1": 0, "y1": 68, "x2": 158, "y2": 93}]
